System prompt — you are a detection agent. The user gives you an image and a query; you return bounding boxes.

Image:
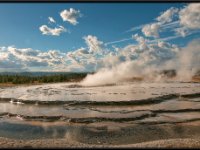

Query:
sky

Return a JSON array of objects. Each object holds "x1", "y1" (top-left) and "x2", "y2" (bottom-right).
[{"x1": 0, "y1": 3, "x2": 200, "y2": 72}]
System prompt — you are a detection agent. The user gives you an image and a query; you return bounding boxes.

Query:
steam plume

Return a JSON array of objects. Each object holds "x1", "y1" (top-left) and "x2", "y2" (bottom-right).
[{"x1": 81, "y1": 39, "x2": 200, "y2": 86}]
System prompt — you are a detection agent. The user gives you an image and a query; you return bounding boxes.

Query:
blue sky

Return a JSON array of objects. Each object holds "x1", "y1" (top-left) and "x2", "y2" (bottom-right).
[
  {"x1": 0, "y1": 3, "x2": 187, "y2": 51},
  {"x1": 0, "y1": 3, "x2": 200, "y2": 72}
]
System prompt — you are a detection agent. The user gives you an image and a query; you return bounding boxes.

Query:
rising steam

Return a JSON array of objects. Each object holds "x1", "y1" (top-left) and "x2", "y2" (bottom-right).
[{"x1": 81, "y1": 39, "x2": 200, "y2": 86}]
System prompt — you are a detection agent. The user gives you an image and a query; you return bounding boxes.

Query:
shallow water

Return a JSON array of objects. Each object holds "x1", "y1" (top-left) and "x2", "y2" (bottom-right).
[
  {"x1": 0, "y1": 82, "x2": 200, "y2": 143},
  {"x1": 0, "y1": 82, "x2": 199, "y2": 102}
]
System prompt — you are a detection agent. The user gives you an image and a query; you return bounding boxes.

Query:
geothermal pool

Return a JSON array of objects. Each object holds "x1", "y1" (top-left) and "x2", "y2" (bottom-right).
[{"x1": 0, "y1": 82, "x2": 200, "y2": 144}]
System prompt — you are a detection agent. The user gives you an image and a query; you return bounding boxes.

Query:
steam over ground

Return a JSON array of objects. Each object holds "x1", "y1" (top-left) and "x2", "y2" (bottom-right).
[{"x1": 81, "y1": 39, "x2": 200, "y2": 86}]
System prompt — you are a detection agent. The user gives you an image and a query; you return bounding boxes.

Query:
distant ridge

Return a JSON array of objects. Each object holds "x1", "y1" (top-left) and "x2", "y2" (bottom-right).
[{"x1": 0, "y1": 72, "x2": 92, "y2": 77}]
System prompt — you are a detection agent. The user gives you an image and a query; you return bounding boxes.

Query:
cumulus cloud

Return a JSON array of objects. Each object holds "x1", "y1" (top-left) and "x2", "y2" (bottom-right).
[
  {"x1": 126, "y1": 3, "x2": 199, "y2": 41},
  {"x1": 179, "y1": 3, "x2": 200, "y2": 29},
  {"x1": 0, "y1": 46, "x2": 69, "y2": 72},
  {"x1": 66, "y1": 45, "x2": 102, "y2": 72},
  {"x1": 132, "y1": 34, "x2": 148, "y2": 50},
  {"x1": 83, "y1": 35, "x2": 104, "y2": 54},
  {"x1": 142, "y1": 23, "x2": 161, "y2": 38},
  {"x1": 60, "y1": 8, "x2": 82, "y2": 25},
  {"x1": 174, "y1": 4, "x2": 200, "y2": 37},
  {"x1": 156, "y1": 7, "x2": 179, "y2": 23},
  {"x1": 74, "y1": 47, "x2": 90, "y2": 55},
  {"x1": 0, "y1": 47, "x2": 28, "y2": 71},
  {"x1": 129, "y1": 7, "x2": 179, "y2": 37},
  {"x1": 48, "y1": 17, "x2": 56, "y2": 23},
  {"x1": 39, "y1": 25, "x2": 67, "y2": 36}
]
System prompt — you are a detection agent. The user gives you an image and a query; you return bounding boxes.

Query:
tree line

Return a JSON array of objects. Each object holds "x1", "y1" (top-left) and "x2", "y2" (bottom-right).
[{"x1": 0, "y1": 73, "x2": 88, "y2": 84}]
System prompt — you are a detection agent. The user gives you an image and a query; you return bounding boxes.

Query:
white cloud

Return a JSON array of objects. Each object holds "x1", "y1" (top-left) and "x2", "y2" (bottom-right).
[
  {"x1": 86, "y1": 34, "x2": 179, "y2": 74},
  {"x1": 0, "y1": 46, "x2": 68, "y2": 72},
  {"x1": 109, "y1": 21, "x2": 180, "y2": 47},
  {"x1": 0, "y1": 31, "x2": 199, "y2": 76},
  {"x1": 156, "y1": 7, "x2": 179, "y2": 23},
  {"x1": 39, "y1": 25, "x2": 67, "y2": 36},
  {"x1": 0, "y1": 47, "x2": 27, "y2": 71},
  {"x1": 127, "y1": 7, "x2": 179, "y2": 34},
  {"x1": 65, "y1": 33, "x2": 183, "y2": 75},
  {"x1": 65, "y1": 45, "x2": 101, "y2": 72},
  {"x1": 48, "y1": 17, "x2": 56, "y2": 23},
  {"x1": 179, "y1": 3, "x2": 200, "y2": 29},
  {"x1": 174, "y1": 27, "x2": 189, "y2": 37},
  {"x1": 132, "y1": 34, "x2": 148, "y2": 50},
  {"x1": 75, "y1": 47, "x2": 90, "y2": 55},
  {"x1": 83, "y1": 35, "x2": 104, "y2": 54},
  {"x1": 60, "y1": 8, "x2": 82, "y2": 25},
  {"x1": 66, "y1": 47, "x2": 90, "y2": 64},
  {"x1": 126, "y1": 4, "x2": 199, "y2": 41},
  {"x1": 142, "y1": 23, "x2": 161, "y2": 38},
  {"x1": 135, "y1": 9, "x2": 177, "y2": 39}
]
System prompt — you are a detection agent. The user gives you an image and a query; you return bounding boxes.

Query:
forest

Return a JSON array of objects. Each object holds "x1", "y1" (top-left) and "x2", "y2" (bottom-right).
[{"x1": 0, "y1": 72, "x2": 88, "y2": 84}]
